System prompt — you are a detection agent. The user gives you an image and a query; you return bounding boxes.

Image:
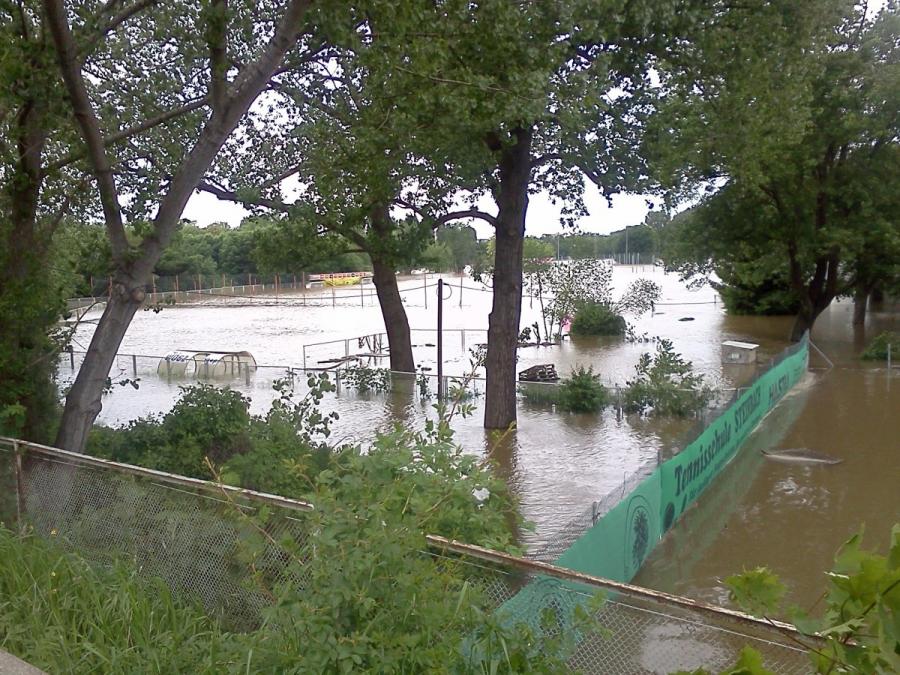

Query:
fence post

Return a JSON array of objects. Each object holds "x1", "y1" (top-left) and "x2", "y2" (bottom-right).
[
  {"x1": 332, "y1": 284, "x2": 336, "y2": 307},
  {"x1": 132, "y1": 354, "x2": 137, "y2": 378},
  {"x1": 459, "y1": 275, "x2": 463, "y2": 307},
  {"x1": 13, "y1": 440, "x2": 25, "y2": 533},
  {"x1": 423, "y1": 272, "x2": 428, "y2": 309},
  {"x1": 335, "y1": 369, "x2": 341, "y2": 394},
  {"x1": 344, "y1": 339, "x2": 350, "y2": 357},
  {"x1": 302, "y1": 346, "x2": 307, "y2": 372},
  {"x1": 69, "y1": 346, "x2": 75, "y2": 370},
  {"x1": 360, "y1": 278, "x2": 364, "y2": 306},
  {"x1": 889, "y1": 342, "x2": 892, "y2": 372},
  {"x1": 245, "y1": 364, "x2": 251, "y2": 386}
]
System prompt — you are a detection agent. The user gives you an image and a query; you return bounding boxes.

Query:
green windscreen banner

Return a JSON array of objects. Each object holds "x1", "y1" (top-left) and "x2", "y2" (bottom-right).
[
  {"x1": 553, "y1": 333, "x2": 809, "y2": 583},
  {"x1": 488, "y1": 336, "x2": 809, "y2": 647}
]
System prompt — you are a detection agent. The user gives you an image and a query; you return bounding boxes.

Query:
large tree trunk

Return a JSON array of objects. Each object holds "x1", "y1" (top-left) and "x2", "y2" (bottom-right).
[
  {"x1": 48, "y1": 0, "x2": 311, "y2": 452},
  {"x1": 54, "y1": 282, "x2": 144, "y2": 450},
  {"x1": 369, "y1": 203, "x2": 415, "y2": 372},
  {"x1": 0, "y1": 88, "x2": 59, "y2": 442},
  {"x1": 484, "y1": 127, "x2": 532, "y2": 429},
  {"x1": 372, "y1": 258, "x2": 415, "y2": 372}
]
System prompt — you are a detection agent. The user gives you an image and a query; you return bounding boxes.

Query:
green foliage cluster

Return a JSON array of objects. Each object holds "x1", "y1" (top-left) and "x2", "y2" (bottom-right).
[
  {"x1": 340, "y1": 363, "x2": 391, "y2": 393},
  {"x1": 539, "y1": 224, "x2": 659, "y2": 261},
  {"x1": 558, "y1": 367, "x2": 609, "y2": 413},
  {"x1": 719, "y1": 525, "x2": 900, "y2": 674},
  {"x1": 571, "y1": 302, "x2": 628, "y2": 336},
  {"x1": 62, "y1": 220, "x2": 374, "y2": 297},
  {"x1": 520, "y1": 367, "x2": 608, "y2": 414},
  {"x1": 861, "y1": 332, "x2": 900, "y2": 361},
  {"x1": 88, "y1": 384, "x2": 252, "y2": 478},
  {"x1": 525, "y1": 258, "x2": 660, "y2": 342},
  {"x1": 623, "y1": 339, "x2": 713, "y2": 417}
]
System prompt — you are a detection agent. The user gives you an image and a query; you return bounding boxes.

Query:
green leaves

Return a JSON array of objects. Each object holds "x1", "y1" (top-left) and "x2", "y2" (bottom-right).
[
  {"x1": 623, "y1": 339, "x2": 712, "y2": 417},
  {"x1": 725, "y1": 568, "x2": 787, "y2": 618}
]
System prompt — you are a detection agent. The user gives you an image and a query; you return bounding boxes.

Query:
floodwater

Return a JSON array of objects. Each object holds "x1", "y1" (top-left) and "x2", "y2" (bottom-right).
[
  {"x1": 65, "y1": 267, "x2": 900, "y2": 608},
  {"x1": 635, "y1": 300, "x2": 900, "y2": 611}
]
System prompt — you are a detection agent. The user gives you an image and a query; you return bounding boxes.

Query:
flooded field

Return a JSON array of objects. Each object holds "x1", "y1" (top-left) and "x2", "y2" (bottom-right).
[{"x1": 64, "y1": 267, "x2": 899, "y2": 607}]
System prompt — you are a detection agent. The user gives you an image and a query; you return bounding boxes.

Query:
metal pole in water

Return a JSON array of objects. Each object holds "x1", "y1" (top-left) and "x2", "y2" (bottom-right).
[
  {"x1": 360, "y1": 277, "x2": 364, "y2": 306},
  {"x1": 459, "y1": 275, "x2": 463, "y2": 308},
  {"x1": 132, "y1": 354, "x2": 137, "y2": 378},
  {"x1": 437, "y1": 278, "x2": 444, "y2": 401},
  {"x1": 888, "y1": 342, "x2": 892, "y2": 372},
  {"x1": 424, "y1": 272, "x2": 428, "y2": 309}
]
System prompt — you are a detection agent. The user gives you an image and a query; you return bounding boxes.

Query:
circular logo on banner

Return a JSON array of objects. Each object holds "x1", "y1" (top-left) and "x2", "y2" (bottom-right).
[{"x1": 624, "y1": 493, "x2": 654, "y2": 579}]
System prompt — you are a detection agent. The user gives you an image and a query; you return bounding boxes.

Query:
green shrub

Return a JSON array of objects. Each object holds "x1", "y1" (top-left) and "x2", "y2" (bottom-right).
[
  {"x1": 571, "y1": 302, "x2": 627, "y2": 336},
  {"x1": 340, "y1": 363, "x2": 391, "y2": 393},
  {"x1": 559, "y1": 367, "x2": 609, "y2": 413},
  {"x1": 623, "y1": 339, "x2": 712, "y2": 417},
  {"x1": 861, "y1": 331, "x2": 900, "y2": 360},
  {"x1": 86, "y1": 384, "x2": 252, "y2": 478}
]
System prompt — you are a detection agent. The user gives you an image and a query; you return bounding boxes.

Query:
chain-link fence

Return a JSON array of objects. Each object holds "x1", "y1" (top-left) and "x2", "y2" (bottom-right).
[{"x1": 1, "y1": 437, "x2": 815, "y2": 673}]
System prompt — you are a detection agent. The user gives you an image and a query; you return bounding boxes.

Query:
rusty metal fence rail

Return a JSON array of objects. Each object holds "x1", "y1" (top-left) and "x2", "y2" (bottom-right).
[{"x1": 0, "y1": 437, "x2": 814, "y2": 673}]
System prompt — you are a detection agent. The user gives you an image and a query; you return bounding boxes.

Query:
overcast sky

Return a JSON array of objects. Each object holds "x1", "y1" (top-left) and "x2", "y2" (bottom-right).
[{"x1": 183, "y1": 179, "x2": 657, "y2": 240}]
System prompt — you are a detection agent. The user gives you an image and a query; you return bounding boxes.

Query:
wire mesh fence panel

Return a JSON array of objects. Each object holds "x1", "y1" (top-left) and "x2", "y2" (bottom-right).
[
  {"x1": 1, "y1": 439, "x2": 817, "y2": 673},
  {"x1": 1, "y1": 441, "x2": 313, "y2": 631},
  {"x1": 433, "y1": 554, "x2": 813, "y2": 674}
]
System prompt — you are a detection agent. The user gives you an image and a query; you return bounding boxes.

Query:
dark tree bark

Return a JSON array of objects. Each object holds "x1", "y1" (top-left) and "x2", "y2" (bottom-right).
[
  {"x1": 47, "y1": 0, "x2": 312, "y2": 450},
  {"x1": 368, "y1": 204, "x2": 415, "y2": 372},
  {"x1": 786, "y1": 236, "x2": 842, "y2": 343},
  {"x1": 852, "y1": 284, "x2": 869, "y2": 326},
  {"x1": 371, "y1": 260, "x2": 415, "y2": 372},
  {"x1": 484, "y1": 127, "x2": 532, "y2": 429}
]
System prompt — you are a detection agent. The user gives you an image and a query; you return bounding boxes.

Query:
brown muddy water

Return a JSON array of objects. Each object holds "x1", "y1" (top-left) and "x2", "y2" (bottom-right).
[{"x1": 64, "y1": 267, "x2": 899, "y2": 609}]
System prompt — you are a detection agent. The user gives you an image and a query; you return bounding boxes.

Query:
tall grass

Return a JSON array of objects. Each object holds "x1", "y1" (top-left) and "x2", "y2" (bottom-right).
[{"x1": 0, "y1": 528, "x2": 238, "y2": 674}]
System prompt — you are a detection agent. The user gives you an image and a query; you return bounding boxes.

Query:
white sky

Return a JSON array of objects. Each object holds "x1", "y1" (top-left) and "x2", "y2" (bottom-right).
[{"x1": 183, "y1": 178, "x2": 656, "y2": 239}]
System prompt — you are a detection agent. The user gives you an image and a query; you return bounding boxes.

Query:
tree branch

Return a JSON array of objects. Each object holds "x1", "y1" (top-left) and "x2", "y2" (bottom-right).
[
  {"x1": 206, "y1": 0, "x2": 229, "y2": 111},
  {"x1": 44, "y1": 0, "x2": 129, "y2": 263},
  {"x1": 78, "y1": 0, "x2": 157, "y2": 61},
  {"x1": 437, "y1": 208, "x2": 498, "y2": 228},
  {"x1": 197, "y1": 180, "x2": 293, "y2": 213},
  {"x1": 45, "y1": 97, "x2": 209, "y2": 175}
]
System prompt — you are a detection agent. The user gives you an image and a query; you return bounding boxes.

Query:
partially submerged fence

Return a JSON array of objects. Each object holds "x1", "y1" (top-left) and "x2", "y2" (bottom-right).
[
  {"x1": 0, "y1": 437, "x2": 814, "y2": 673},
  {"x1": 531, "y1": 335, "x2": 811, "y2": 574}
]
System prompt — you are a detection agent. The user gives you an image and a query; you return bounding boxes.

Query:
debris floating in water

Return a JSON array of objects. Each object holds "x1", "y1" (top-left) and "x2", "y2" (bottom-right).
[
  {"x1": 678, "y1": 317, "x2": 695, "y2": 322},
  {"x1": 762, "y1": 448, "x2": 843, "y2": 465}
]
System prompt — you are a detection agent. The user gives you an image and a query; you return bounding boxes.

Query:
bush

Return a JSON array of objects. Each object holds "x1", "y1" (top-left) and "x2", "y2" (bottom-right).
[
  {"x1": 559, "y1": 367, "x2": 609, "y2": 413},
  {"x1": 623, "y1": 339, "x2": 712, "y2": 417},
  {"x1": 87, "y1": 384, "x2": 252, "y2": 478},
  {"x1": 861, "y1": 331, "x2": 900, "y2": 360},
  {"x1": 571, "y1": 302, "x2": 627, "y2": 336}
]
